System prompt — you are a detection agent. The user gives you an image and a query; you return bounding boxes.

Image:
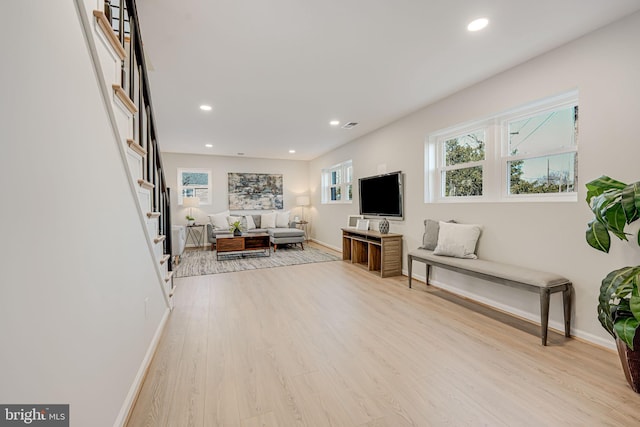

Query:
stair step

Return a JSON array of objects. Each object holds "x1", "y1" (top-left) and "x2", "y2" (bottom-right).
[
  {"x1": 137, "y1": 179, "x2": 155, "y2": 190},
  {"x1": 93, "y1": 10, "x2": 126, "y2": 60},
  {"x1": 160, "y1": 254, "x2": 170, "y2": 265},
  {"x1": 112, "y1": 84, "x2": 138, "y2": 114},
  {"x1": 147, "y1": 212, "x2": 161, "y2": 219},
  {"x1": 165, "y1": 271, "x2": 174, "y2": 283},
  {"x1": 154, "y1": 235, "x2": 166, "y2": 244},
  {"x1": 127, "y1": 138, "x2": 147, "y2": 156}
]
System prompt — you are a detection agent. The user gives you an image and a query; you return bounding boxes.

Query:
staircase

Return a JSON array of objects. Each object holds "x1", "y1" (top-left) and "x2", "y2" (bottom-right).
[{"x1": 77, "y1": 0, "x2": 175, "y2": 307}]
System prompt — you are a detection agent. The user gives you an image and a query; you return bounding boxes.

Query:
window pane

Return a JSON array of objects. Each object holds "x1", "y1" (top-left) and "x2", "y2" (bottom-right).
[
  {"x1": 509, "y1": 152, "x2": 576, "y2": 194},
  {"x1": 445, "y1": 131, "x2": 485, "y2": 166},
  {"x1": 444, "y1": 166, "x2": 483, "y2": 196},
  {"x1": 182, "y1": 172, "x2": 208, "y2": 186},
  {"x1": 508, "y1": 105, "x2": 578, "y2": 156},
  {"x1": 346, "y1": 184, "x2": 352, "y2": 201},
  {"x1": 346, "y1": 165, "x2": 353, "y2": 183},
  {"x1": 331, "y1": 170, "x2": 342, "y2": 185}
]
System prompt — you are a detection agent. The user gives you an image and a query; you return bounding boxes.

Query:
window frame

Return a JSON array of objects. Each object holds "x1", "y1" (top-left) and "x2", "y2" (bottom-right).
[
  {"x1": 425, "y1": 91, "x2": 578, "y2": 204},
  {"x1": 436, "y1": 127, "x2": 487, "y2": 200},
  {"x1": 500, "y1": 100, "x2": 578, "y2": 201},
  {"x1": 321, "y1": 160, "x2": 353, "y2": 204},
  {"x1": 177, "y1": 168, "x2": 212, "y2": 206}
]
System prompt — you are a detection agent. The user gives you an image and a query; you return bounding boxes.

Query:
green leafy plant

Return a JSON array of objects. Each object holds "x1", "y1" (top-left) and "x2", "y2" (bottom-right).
[
  {"x1": 185, "y1": 215, "x2": 195, "y2": 221},
  {"x1": 229, "y1": 220, "x2": 242, "y2": 234},
  {"x1": 586, "y1": 175, "x2": 640, "y2": 349}
]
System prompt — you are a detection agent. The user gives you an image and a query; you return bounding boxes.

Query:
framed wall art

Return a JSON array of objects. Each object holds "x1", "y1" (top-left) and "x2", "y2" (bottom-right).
[{"x1": 228, "y1": 172, "x2": 283, "y2": 210}]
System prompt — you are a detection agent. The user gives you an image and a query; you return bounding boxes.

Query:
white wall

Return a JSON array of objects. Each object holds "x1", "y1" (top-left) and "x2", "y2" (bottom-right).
[
  {"x1": 0, "y1": 2, "x2": 168, "y2": 426},
  {"x1": 310, "y1": 11, "x2": 640, "y2": 349},
  {"x1": 162, "y1": 152, "x2": 310, "y2": 225}
]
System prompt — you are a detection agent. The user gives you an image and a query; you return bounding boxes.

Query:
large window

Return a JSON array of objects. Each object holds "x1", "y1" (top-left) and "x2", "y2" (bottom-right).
[
  {"x1": 426, "y1": 91, "x2": 578, "y2": 203},
  {"x1": 321, "y1": 160, "x2": 353, "y2": 203},
  {"x1": 505, "y1": 105, "x2": 578, "y2": 195},
  {"x1": 177, "y1": 168, "x2": 212, "y2": 205}
]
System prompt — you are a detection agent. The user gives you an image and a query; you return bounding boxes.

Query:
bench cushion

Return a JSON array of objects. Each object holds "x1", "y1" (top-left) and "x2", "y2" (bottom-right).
[{"x1": 408, "y1": 249, "x2": 569, "y2": 289}]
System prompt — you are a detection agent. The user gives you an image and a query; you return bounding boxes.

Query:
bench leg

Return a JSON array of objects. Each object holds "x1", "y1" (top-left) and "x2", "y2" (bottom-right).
[
  {"x1": 426, "y1": 264, "x2": 430, "y2": 286},
  {"x1": 408, "y1": 256, "x2": 413, "y2": 288},
  {"x1": 563, "y1": 284, "x2": 572, "y2": 338},
  {"x1": 540, "y1": 288, "x2": 551, "y2": 346}
]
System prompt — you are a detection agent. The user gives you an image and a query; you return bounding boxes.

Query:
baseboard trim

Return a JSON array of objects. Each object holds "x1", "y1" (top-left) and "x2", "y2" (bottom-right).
[
  {"x1": 309, "y1": 238, "x2": 341, "y2": 253},
  {"x1": 114, "y1": 307, "x2": 171, "y2": 427}
]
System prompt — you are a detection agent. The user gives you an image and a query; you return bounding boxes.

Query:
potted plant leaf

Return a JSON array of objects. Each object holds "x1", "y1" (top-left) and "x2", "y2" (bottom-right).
[
  {"x1": 585, "y1": 175, "x2": 640, "y2": 392},
  {"x1": 229, "y1": 220, "x2": 243, "y2": 236},
  {"x1": 185, "y1": 214, "x2": 195, "y2": 226}
]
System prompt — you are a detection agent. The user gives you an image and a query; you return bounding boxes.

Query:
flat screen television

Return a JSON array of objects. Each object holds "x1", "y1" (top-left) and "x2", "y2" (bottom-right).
[{"x1": 359, "y1": 171, "x2": 404, "y2": 218}]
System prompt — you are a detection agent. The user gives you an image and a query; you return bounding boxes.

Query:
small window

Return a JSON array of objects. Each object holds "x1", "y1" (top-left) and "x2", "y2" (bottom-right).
[
  {"x1": 439, "y1": 130, "x2": 485, "y2": 198},
  {"x1": 322, "y1": 160, "x2": 353, "y2": 203},
  {"x1": 505, "y1": 105, "x2": 578, "y2": 195},
  {"x1": 177, "y1": 168, "x2": 212, "y2": 205}
]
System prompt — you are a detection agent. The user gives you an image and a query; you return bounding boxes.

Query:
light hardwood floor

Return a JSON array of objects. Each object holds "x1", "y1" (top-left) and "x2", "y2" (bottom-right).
[{"x1": 127, "y1": 253, "x2": 640, "y2": 426}]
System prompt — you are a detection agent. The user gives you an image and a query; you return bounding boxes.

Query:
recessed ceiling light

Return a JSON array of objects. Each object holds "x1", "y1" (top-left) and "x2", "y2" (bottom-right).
[
  {"x1": 237, "y1": 152, "x2": 245, "y2": 156},
  {"x1": 205, "y1": 144, "x2": 213, "y2": 148},
  {"x1": 289, "y1": 149, "x2": 296, "y2": 154},
  {"x1": 467, "y1": 18, "x2": 489, "y2": 32},
  {"x1": 329, "y1": 120, "x2": 340, "y2": 126},
  {"x1": 200, "y1": 104, "x2": 212, "y2": 111}
]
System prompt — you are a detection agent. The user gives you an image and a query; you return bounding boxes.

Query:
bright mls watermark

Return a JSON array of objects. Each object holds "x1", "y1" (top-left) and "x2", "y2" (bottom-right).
[{"x1": 0, "y1": 405, "x2": 68, "y2": 426}]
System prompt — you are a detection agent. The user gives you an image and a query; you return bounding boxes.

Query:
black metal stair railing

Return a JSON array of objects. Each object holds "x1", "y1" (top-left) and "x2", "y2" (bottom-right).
[{"x1": 106, "y1": 0, "x2": 173, "y2": 271}]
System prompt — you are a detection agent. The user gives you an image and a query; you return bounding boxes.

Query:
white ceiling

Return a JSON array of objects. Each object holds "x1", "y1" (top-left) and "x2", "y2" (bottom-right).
[{"x1": 136, "y1": 0, "x2": 640, "y2": 161}]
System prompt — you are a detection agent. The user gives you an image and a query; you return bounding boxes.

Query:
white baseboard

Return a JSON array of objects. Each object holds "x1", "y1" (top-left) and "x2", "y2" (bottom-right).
[
  {"x1": 404, "y1": 269, "x2": 616, "y2": 351},
  {"x1": 310, "y1": 238, "x2": 341, "y2": 253},
  {"x1": 113, "y1": 307, "x2": 171, "y2": 427}
]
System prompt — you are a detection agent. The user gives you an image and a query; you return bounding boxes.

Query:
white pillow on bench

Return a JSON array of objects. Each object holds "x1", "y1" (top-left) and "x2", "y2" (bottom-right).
[{"x1": 433, "y1": 221, "x2": 482, "y2": 259}]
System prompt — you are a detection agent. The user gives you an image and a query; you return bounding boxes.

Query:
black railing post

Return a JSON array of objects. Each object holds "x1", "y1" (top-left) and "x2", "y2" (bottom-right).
[
  {"x1": 119, "y1": 0, "x2": 126, "y2": 89},
  {"x1": 165, "y1": 189, "x2": 173, "y2": 271}
]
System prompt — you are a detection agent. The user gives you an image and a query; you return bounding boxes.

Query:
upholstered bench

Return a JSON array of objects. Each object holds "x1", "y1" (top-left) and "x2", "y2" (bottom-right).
[{"x1": 408, "y1": 248, "x2": 573, "y2": 346}]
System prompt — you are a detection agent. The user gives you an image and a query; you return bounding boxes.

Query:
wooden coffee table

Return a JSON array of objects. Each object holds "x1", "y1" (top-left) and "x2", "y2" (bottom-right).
[{"x1": 216, "y1": 232, "x2": 271, "y2": 260}]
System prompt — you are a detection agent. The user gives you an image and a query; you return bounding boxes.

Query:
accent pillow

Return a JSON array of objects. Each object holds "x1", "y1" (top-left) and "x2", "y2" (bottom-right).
[
  {"x1": 433, "y1": 221, "x2": 482, "y2": 259},
  {"x1": 420, "y1": 219, "x2": 441, "y2": 250},
  {"x1": 244, "y1": 215, "x2": 256, "y2": 230},
  {"x1": 252, "y1": 214, "x2": 262, "y2": 229},
  {"x1": 261, "y1": 212, "x2": 277, "y2": 229},
  {"x1": 227, "y1": 215, "x2": 242, "y2": 227},
  {"x1": 276, "y1": 211, "x2": 290, "y2": 228},
  {"x1": 208, "y1": 211, "x2": 230, "y2": 230},
  {"x1": 420, "y1": 219, "x2": 456, "y2": 250}
]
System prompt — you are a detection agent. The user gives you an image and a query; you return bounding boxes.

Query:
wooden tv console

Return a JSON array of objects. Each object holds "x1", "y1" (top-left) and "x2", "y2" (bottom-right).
[{"x1": 342, "y1": 228, "x2": 402, "y2": 278}]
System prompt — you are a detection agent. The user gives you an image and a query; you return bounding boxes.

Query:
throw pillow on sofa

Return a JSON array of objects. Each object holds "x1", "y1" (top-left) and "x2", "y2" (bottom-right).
[
  {"x1": 208, "y1": 211, "x2": 230, "y2": 230},
  {"x1": 244, "y1": 215, "x2": 256, "y2": 230},
  {"x1": 261, "y1": 212, "x2": 277, "y2": 229},
  {"x1": 276, "y1": 211, "x2": 290, "y2": 228}
]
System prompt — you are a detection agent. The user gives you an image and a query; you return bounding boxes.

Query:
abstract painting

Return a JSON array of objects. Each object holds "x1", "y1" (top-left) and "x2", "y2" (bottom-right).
[{"x1": 228, "y1": 173, "x2": 283, "y2": 210}]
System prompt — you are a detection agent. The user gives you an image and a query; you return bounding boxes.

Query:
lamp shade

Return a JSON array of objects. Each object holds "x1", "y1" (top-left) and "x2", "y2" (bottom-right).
[
  {"x1": 183, "y1": 196, "x2": 200, "y2": 208},
  {"x1": 296, "y1": 196, "x2": 310, "y2": 206}
]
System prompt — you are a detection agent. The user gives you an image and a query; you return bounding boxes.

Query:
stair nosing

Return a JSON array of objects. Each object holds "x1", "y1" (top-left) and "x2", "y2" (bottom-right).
[{"x1": 93, "y1": 10, "x2": 126, "y2": 61}]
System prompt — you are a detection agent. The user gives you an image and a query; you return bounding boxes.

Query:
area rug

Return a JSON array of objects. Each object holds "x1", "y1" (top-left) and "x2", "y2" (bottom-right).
[{"x1": 174, "y1": 246, "x2": 341, "y2": 277}]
